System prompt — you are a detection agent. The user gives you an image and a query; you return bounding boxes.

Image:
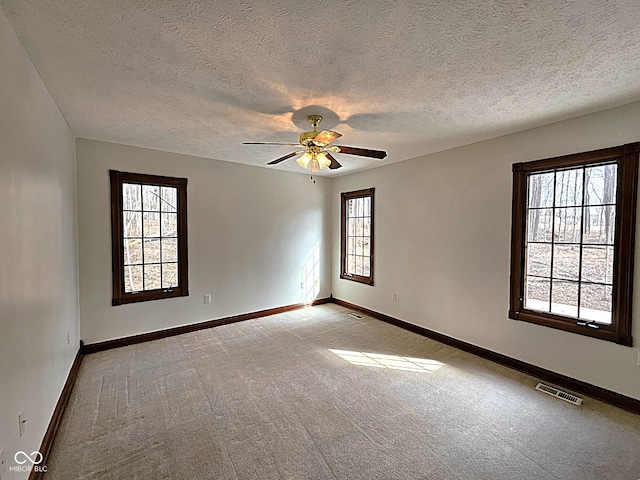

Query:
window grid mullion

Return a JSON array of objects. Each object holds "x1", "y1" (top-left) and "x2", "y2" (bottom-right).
[
  {"x1": 140, "y1": 183, "x2": 146, "y2": 291},
  {"x1": 548, "y1": 171, "x2": 557, "y2": 313},
  {"x1": 576, "y1": 166, "x2": 587, "y2": 319}
]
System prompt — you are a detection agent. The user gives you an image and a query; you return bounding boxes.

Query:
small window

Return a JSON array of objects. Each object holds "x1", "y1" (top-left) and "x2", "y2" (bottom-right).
[
  {"x1": 509, "y1": 143, "x2": 639, "y2": 345},
  {"x1": 110, "y1": 170, "x2": 188, "y2": 305},
  {"x1": 341, "y1": 188, "x2": 375, "y2": 285}
]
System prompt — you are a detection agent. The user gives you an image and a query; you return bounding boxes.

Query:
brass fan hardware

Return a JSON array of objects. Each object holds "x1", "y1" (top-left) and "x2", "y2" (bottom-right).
[{"x1": 243, "y1": 114, "x2": 387, "y2": 172}]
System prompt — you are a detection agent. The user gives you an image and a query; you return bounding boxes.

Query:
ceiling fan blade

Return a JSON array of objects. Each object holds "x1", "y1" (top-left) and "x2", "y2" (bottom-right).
[
  {"x1": 244, "y1": 142, "x2": 302, "y2": 146},
  {"x1": 325, "y1": 152, "x2": 342, "y2": 170},
  {"x1": 334, "y1": 146, "x2": 387, "y2": 159},
  {"x1": 313, "y1": 130, "x2": 342, "y2": 147},
  {"x1": 267, "y1": 151, "x2": 299, "y2": 165}
]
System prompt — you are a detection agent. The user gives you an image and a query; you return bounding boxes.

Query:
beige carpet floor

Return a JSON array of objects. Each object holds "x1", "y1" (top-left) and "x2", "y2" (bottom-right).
[{"x1": 45, "y1": 304, "x2": 640, "y2": 479}]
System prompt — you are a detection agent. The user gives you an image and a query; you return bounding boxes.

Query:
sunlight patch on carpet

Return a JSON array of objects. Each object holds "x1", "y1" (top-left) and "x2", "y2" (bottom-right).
[{"x1": 329, "y1": 349, "x2": 444, "y2": 373}]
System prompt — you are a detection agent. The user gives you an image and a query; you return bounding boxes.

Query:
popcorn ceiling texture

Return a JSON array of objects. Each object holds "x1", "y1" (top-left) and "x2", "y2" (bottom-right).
[{"x1": 2, "y1": 0, "x2": 640, "y2": 175}]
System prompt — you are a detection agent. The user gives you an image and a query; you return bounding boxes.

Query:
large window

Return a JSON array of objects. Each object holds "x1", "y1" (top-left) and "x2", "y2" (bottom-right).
[
  {"x1": 341, "y1": 188, "x2": 374, "y2": 285},
  {"x1": 509, "y1": 143, "x2": 639, "y2": 345},
  {"x1": 110, "y1": 170, "x2": 188, "y2": 305}
]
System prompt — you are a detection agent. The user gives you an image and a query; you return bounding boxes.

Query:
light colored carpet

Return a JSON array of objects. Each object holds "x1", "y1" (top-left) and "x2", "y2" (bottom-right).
[{"x1": 45, "y1": 304, "x2": 640, "y2": 479}]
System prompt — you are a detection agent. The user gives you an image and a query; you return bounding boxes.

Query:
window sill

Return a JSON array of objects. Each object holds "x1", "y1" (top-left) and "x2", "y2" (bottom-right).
[
  {"x1": 509, "y1": 309, "x2": 632, "y2": 346},
  {"x1": 112, "y1": 289, "x2": 189, "y2": 306},
  {"x1": 340, "y1": 273, "x2": 374, "y2": 286}
]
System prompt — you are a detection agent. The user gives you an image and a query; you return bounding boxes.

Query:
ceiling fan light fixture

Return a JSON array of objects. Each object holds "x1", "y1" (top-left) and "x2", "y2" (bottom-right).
[
  {"x1": 308, "y1": 158, "x2": 321, "y2": 173},
  {"x1": 317, "y1": 151, "x2": 331, "y2": 170},
  {"x1": 296, "y1": 151, "x2": 313, "y2": 169}
]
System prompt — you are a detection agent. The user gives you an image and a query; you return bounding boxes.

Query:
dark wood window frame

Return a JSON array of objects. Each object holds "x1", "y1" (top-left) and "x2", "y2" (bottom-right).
[
  {"x1": 110, "y1": 170, "x2": 189, "y2": 305},
  {"x1": 340, "y1": 188, "x2": 375, "y2": 286},
  {"x1": 509, "y1": 142, "x2": 639, "y2": 346}
]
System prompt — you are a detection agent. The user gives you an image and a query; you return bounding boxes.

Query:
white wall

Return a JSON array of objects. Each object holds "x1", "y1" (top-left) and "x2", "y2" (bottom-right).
[
  {"x1": 332, "y1": 101, "x2": 640, "y2": 401},
  {"x1": 0, "y1": 6, "x2": 79, "y2": 479},
  {"x1": 76, "y1": 139, "x2": 332, "y2": 344}
]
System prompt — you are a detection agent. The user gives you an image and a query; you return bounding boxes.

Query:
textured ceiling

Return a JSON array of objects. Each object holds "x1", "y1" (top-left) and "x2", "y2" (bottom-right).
[{"x1": 3, "y1": 0, "x2": 640, "y2": 176}]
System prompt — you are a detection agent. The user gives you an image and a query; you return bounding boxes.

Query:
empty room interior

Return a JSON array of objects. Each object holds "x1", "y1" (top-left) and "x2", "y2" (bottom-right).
[{"x1": 3, "y1": 1, "x2": 640, "y2": 479}]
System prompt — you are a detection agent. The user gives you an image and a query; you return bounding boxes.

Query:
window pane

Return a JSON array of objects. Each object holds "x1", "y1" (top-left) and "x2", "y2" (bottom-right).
[
  {"x1": 161, "y1": 212, "x2": 177, "y2": 237},
  {"x1": 347, "y1": 255, "x2": 356, "y2": 274},
  {"x1": 363, "y1": 257, "x2": 370, "y2": 276},
  {"x1": 162, "y1": 239, "x2": 178, "y2": 263},
  {"x1": 526, "y1": 243, "x2": 551, "y2": 277},
  {"x1": 363, "y1": 196, "x2": 371, "y2": 215},
  {"x1": 553, "y1": 207, "x2": 582, "y2": 243},
  {"x1": 160, "y1": 186, "x2": 177, "y2": 212},
  {"x1": 123, "y1": 239, "x2": 142, "y2": 265},
  {"x1": 582, "y1": 245, "x2": 614, "y2": 284},
  {"x1": 356, "y1": 237, "x2": 363, "y2": 256},
  {"x1": 124, "y1": 265, "x2": 143, "y2": 293},
  {"x1": 143, "y1": 212, "x2": 160, "y2": 237},
  {"x1": 551, "y1": 280, "x2": 579, "y2": 317},
  {"x1": 580, "y1": 284, "x2": 612, "y2": 324},
  {"x1": 363, "y1": 238, "x2": 370, "y2": 256},
  {"x1": 356, "y1": 197, "x2": 363, "y2": 217},
  {"x1": 363, "y1": 217, "x2": 371, "y2": 236},
  {"x1": 348, "y1": 199, "x2": 355, "y2": 216},
  {"x1": 356, "y1": 218, "x2": 363, "y2": 236},
  {"x1": 144, "y1": 264, "x2": 161, "y2": 290},
  {"x1": 528, "y1": 172, "x2": 554, "y2": 208},
  {"x1": 142, "y1": 185, "x2": 160, "y2": 211},
  {"x1": 552, "y1": 245, "x2": 580, "y2": 281},
  {"x1": 554, "y1": 169, "x2": 583, "y2": 207},
  {"x1": 584, "y1": 205, "x2": 616, "y2": 244},
  {"x1": 355, "y1": 255, "x2": 363, "y2": 275},
  {"x1": 585, "y1": 164, "x2": 617, "y2": 206},
  {"x1": 162, "y1": 263, "x2": 178, "y2": 288},
  {"x1": 123, "y1": 183, "x2": 141, "y2": 210},
  {"x1": 348, "y1": 218, "x2": 355, "y2": 236},
  {"x1": 348, "y1": 237, "x2": 355, "y2": 255},
  {"x1": 144, "y1": 239, "x2": 161, "y2": 263},
  {"x1": 123, "y1": 211, "x2": 142, "y2": 237},
  {"x1": 527, "y1": 208, "x2": 553, "y2": 242},
  {"x1": 525, "y1": 276, "x2": 550, "y2": 312}
]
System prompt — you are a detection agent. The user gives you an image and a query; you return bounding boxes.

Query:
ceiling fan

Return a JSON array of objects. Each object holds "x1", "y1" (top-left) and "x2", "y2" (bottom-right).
[{"x1": 243, "y1": 115, "x2": 387, "y2": 172}]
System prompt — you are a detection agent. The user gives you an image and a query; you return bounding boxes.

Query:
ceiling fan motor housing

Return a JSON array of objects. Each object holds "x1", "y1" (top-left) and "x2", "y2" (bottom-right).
[
  {"x1": 299, "y1": 130, "x2": 319, "y2": 146},
  {"x1": 299, "y1": 115, "x2": 323, "y2": 146}
]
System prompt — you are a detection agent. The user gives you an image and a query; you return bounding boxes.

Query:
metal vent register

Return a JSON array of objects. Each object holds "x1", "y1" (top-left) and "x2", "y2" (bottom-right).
[{"x1": 535, "y1": 383, "x2": 583, "y2": 406}]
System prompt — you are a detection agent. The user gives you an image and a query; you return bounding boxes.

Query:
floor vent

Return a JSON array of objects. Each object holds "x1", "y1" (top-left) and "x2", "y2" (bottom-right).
[
  {"x1": 535, "y1": 382, "x2": 583, "y2": 406},
  {"x1": 348, "y1": 313, "x2": 364, "y2": 319}
]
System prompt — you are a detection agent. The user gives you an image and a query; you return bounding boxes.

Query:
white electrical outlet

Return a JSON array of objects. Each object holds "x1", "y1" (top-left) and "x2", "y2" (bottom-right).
[
  {"x1": 67, "y1": 331, "x2": 71, "y2": 344},
  {"x1": 392, "y1": 293, "x2": 398, "y2": 301},
  {"x1": 18, "y1": 411, "x2": 26, "y2": 437},
  {"x1": 204, "y1": 294, "x2": 211, "y2": 304},
  {"x1": 637, "y1": 351, "x2": 640, "y2": 367}
]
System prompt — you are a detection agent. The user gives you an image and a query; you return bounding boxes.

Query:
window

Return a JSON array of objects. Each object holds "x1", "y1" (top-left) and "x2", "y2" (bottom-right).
[
  {"x1": 509, "y1": 143, "x2": 639, "y2": 345},
  {"x1": 341, "y1": 188, "x2": 375, "y2": 285},
  {"x1": 110, "y1": 170, "x2": 188, "y2": 305}
]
